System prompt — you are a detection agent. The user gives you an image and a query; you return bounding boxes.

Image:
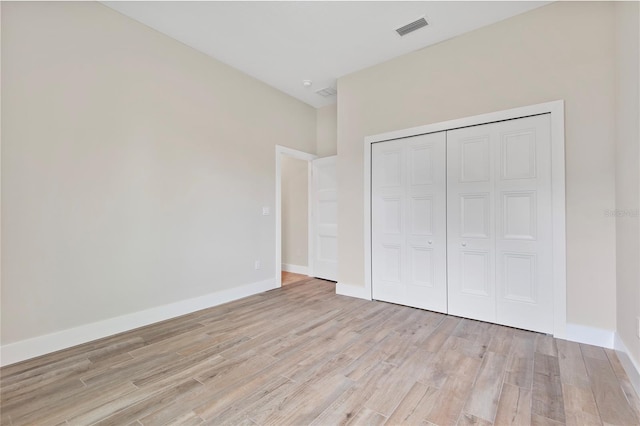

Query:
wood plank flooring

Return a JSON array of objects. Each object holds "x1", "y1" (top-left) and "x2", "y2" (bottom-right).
[
  {"x1": 281, "y1": 271, "x2": 308, "y2": 286},
  {"x1": 2, "y1": 279, "x2": 639, "y2": 425}
]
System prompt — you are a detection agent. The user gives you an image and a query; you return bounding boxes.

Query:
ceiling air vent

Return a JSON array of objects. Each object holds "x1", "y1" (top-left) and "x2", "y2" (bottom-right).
[
  {"x1": 315, "y1": 87, "x2": 337, "y2": 97},
  {"x1": 395, "y1": 17, "x2": 428, "y2": 36}
]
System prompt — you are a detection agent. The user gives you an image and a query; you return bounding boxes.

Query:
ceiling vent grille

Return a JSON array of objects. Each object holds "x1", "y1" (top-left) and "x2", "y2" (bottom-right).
[
  {"x1": 315, "y1": 87, "x2": 337, "y2": 97},
  {"x1": 395, "y1": 17, "x2": 428, "y2": 36}
]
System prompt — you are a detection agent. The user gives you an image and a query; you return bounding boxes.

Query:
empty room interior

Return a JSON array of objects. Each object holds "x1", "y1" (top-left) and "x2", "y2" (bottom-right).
[{"x1": 1, "y1": 1, "x2": 640, "y2": 425}]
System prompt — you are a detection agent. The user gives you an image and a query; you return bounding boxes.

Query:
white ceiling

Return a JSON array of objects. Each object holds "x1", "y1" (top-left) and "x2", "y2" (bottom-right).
[{"x1": 102, "y1": 1, "x2": 549, "y2": 108}]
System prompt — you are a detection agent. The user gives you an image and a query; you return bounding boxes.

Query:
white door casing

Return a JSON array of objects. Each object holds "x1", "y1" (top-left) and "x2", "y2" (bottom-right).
[
  {"x1": 310, "y1": 156, "x2": 338, "y2": 281},
  {"x1": 275, "y1": 145, "x2": 316, "y2": 287},
  {"x1": 371, "y1": 132, "x2": 447, "y2": 313},
  {"x1": 363, "y1": 102, "x2": 565, "y2": 337}
]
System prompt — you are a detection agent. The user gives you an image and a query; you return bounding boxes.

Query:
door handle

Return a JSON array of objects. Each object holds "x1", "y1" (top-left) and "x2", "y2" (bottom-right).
[
  {"x1": 428, "y1": 240, "x2": 433, "y2": 245},
  {"x1": 461, "y1": 242, "x2": 467, "y2": 247}
]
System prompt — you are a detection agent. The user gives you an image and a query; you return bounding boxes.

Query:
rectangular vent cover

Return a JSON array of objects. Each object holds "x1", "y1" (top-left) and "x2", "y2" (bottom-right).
[
  {"x1": 316, "y1": 87, "x2": 337, "y2": 97},
  {"x1": 396, "y1": 17, "x2": 428, "y2": 36}
]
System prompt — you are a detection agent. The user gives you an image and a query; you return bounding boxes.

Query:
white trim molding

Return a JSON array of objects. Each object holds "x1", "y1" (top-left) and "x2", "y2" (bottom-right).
[
  {"x1": 275, "y1": 145, "x2": 317, "y2": 287},
  {"x1": 363, "y1": 100, "x2": 567, "y2": 338},
  {"x1": 281, "y1": 263, "x2": 309, "y2": 275},
  {"x1": 336, "y1": 282, "x2": 372, "y2": 300},
  {"x1": 565, "y1": 323, "x2": 615, "y2": 348},
  {"x1": 614, "y1": 333, "x2": 640, "y2": 398},
  {"x1": 0, "y1": 278, "x2": 276, "y2": 367},
  {"x1": 563, "y1": 323, "x2": 640, "y2": 397}
]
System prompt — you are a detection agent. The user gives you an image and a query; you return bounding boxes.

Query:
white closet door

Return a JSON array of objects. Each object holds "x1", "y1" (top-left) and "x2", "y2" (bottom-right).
[
  {"x1": 446, "y1": 124, "x2": 496, "y2": 323},
  {"x1": 447, "y1": 114, "x2": 553, "y2": 333},
  {"x1": 372, "y1": 132, "x2": 447, "y2": 313},
  {"x1": 495, "y1": 115, "x2": 553, "y2": 333},
  {"x1": 311, "y1": 156, "x2": 337, "y2": 281}
]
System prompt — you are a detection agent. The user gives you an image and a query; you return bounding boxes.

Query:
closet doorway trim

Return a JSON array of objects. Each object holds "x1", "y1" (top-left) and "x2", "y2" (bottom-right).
[{"x1": 363, "y1": 100, "x2": 566, "y2": 339}]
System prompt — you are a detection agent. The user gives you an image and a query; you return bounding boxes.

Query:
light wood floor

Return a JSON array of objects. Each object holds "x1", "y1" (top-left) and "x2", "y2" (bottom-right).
[
  {"x1": 2, "y1": 280, "x2": 639, "y2": 426},
  {"x1": 281, "y1": 271, "x2": 308, "y2": 286}
]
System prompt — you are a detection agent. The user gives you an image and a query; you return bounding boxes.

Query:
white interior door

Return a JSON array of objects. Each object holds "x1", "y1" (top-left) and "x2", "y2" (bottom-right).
[
  {"x1": 446, "y1": 124, "x2": 496, "y2": 323},
  {"x1": 310, "y1": 156, "x2": 337, "y2": 281},
  {"x1": 447, "y1": 114, "x2": 554, "y2": 333},
  {"x1": 495, "y1": 115, "x2": 553, "y2": 333},
  {"x1": 371, "y1": 132, "x2": 447, "y2": 313}
]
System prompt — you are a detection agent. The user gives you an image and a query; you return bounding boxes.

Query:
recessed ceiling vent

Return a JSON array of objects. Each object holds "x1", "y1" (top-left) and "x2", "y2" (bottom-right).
[
  {"x1": 395, "y1": 17, "x2": 428, "y2": 36},
  {"x1": 315, "y1": 87, "x2": 337, "y2": 97}
]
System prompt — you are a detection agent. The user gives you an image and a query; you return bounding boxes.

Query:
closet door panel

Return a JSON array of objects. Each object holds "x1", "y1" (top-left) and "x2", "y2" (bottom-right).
[
  {"x1": 495, "y1": 115, "x2": 553, "y2": 333},
  {"x1": 447, "y1": 125, "x2": 496, "y2": 323},
  {"x1": 406, "y1": 135, "x2": 447, "y2": 312},
  {"x1": 372, "y1": 139, "x2": 405, "y2": 305},
  {"x1": 447, "y1": 114, "x2": 554, "y2": 333},
  {"x1": 372, "y1": 132, "x2": 447, "y2": 313}
]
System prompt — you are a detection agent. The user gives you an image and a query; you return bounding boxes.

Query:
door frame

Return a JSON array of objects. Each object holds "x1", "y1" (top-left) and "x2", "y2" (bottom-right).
[
  {"x1": 362, "y1": 100, "x2": 567, "y2": 338},
  {"x1": 275, "y1": 145, "x2": 317, "y2": 287}
]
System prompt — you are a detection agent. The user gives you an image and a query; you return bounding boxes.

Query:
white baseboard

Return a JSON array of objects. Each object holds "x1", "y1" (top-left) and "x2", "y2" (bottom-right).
[
  {"x1": 332, "y1": 293, "x2": 622, "y2": 350},
  {"x1": 0, "y1": 278, "x2": 277, "y2": 367},
  {"x1": 336, "y1": 282, "x2": 371, "y2": 300},
  {"x1": 565, "y1": 323, "x2": 615, "y2": 348},
  {"x1": 281, "y1": 263, "x2": 309, "y2": 275},
  {"x1": 614, "y1": 333, "x2": 640, "y2": 398}
]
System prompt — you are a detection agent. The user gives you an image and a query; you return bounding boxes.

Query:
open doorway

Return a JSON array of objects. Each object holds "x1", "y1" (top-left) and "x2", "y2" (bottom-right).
[
  {"x1": 275, "y1": 146, "x2": 338, "y2": 287},
  {"x1": 281, "y1": 155, "x2": 310, "y2": 285},
  {"x1": 275, "y1": 146, "x2": 316, "y2": 287}
]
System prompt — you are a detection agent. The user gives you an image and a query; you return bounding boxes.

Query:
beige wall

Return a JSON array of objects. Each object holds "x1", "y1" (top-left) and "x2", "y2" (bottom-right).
[
  {"x1": 316, "y1": 104, "x2": 337, "y2": 157},
  {"x1": 281, "y1": 156, "x2": 308, "y2": 269},
  {"x1": 337, "y1": 2, "x2": 618, "y2": 330},
  {"x1": 1, "y1": 2, "x2": 316, "y2": 344},
  {"x1": 614, "y1": 1, "x2": 640, "y2": 365}
]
